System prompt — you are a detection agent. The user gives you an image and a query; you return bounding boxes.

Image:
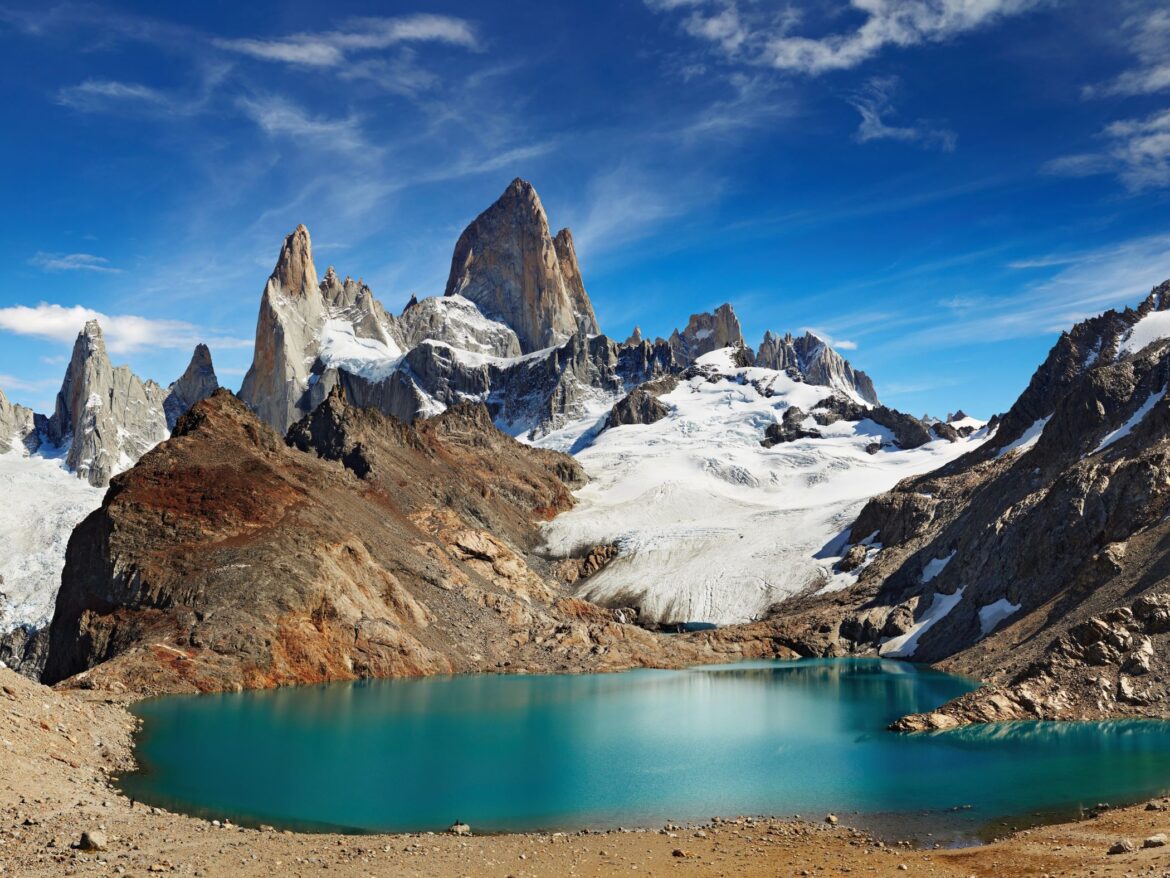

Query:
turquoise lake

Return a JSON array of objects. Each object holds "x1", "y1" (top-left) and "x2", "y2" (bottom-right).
[{"x1": 119, "y1": 659, "x2": 1170, "y2": 840}]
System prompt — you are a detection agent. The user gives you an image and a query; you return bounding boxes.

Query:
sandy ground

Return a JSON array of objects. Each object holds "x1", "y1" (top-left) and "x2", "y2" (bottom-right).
[{"x1": 4, "y1": 667, "x2": 1170, "y2": 878}]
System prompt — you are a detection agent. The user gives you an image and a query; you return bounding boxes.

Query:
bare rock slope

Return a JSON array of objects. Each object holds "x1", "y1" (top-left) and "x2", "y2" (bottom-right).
[
  {"x1": 42, "y1": 388, "x2": 725, "y2": 694},
  {"x1": 734, "y1": 282, "x2": 1170, "y2": 726}
]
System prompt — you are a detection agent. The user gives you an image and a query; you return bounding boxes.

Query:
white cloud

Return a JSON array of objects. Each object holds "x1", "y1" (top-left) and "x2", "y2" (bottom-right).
[
  {"x1": 29, "y1": 252, "x2": 122, "y2": 274},
  {"x1": 235, "y1": 95, "x2": 370, "y2": 153},
  {"x1": 214, "y1": 14, "x2": 478, "y2": 68},
  {"x1": 1044, "y1": 108, "x2": 1170, "y2": 191},
  {"x1": 649, "y1": 0, "x2": 1043, "y2": 75},
  {"x1": 55, "y1": 79, "x2": 169, "y2": 111},
  {"x1": 1083, "y1": 10, "x2": 1170, "y2": 99},
  {"x1": 0, "y1": 304, "x2": 251, "y2": 355},
  {"x1": 849, "y1": 77, "x2": 956, "y2": 151}
]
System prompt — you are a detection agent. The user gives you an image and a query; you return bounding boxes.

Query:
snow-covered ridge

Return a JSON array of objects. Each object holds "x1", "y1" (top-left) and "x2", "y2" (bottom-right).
[{"x1": 541, "y1": 349, "x2": 986, "y2": 625}]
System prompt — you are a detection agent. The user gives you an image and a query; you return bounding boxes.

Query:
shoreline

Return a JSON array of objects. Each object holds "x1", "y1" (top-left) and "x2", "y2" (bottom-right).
[{"x1": 6, "y1": 668, "x2": 1170, "y2": 876}]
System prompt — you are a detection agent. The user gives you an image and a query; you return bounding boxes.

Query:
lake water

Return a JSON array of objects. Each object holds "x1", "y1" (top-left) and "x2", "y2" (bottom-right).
[{"x1": 119, "y1": 659, "x2": 1170, "y2": 840}]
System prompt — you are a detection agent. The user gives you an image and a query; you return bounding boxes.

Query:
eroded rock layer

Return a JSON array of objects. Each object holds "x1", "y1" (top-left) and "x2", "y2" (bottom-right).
[{"x1": 42, "y1": 389, "x2": 735, "y2": 694}]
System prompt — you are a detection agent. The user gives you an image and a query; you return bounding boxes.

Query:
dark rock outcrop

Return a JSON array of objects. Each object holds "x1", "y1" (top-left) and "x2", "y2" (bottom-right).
[{"x1": 604, "y1": 376, "x2": 679, "y2": 429}]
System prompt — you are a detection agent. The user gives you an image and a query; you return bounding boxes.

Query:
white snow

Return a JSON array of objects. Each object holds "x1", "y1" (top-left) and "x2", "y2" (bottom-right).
[
  {"x1": 996, "y1": 415, "x2": 1051, "y2": 459},
  {"x1": 921, "y1": 551, "x2": 956, "y2": 583},
  {"x1": 0, "y1": 447, "x2": 104, "y2": 632},
  {"x1": 1120, "y1": 310, "x2": 1170, "y2": 357},
  {"x1": 540, "y1": 353, "x2": 986, "y2": 625},
  {"x1": 978, "y1": 597, "x2": 1022, "y2": 637},
  {"x1": 1094, "y1": 386, "x2": 1166, "y2": 453},
  {"x1": 879, "y1": 586, "x2": 966, "y2": 658},
  {"x1": 948, "y1": 415, "x2": 986, "y2": 433},
  {"x1": 317, "y1": 318, "x2": 403, "y2": 382}
]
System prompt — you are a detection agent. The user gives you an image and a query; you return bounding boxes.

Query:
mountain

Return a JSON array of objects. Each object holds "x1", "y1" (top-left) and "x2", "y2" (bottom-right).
[
  {"x1": 45, "y1": 321, "x2": 169, "y2": 488},
  {"x1": 727, "y1": 281, "x2": 1170, "y2": 726},
  {"x1": 41, "y1": 388, "x2": 722, "y2": 693},
  {"x1": 164, "y1": 344, "x2": 219, "y2": 430},
  {"x1": 0, "y1": 327, "x2": 218, "y2": 675},
  {"x1": 756, "y1": 331, "x2": 879, "y2": 406},
  {"x1": 444, "y1": 178, "x2": 600, "y2": 353},
  {"x1": 0, "y1": 389, "x2": 36, "y2": 455},
  {"x1": 666, "y1": 304, "x2": 745, "y2": 364},
  {"x1": 544, "y1": 348, "x2": 978, "y2": 625}
]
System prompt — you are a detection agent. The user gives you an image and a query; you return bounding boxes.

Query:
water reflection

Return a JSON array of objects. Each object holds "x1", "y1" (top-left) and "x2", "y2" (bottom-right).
[{"x1": 120, "y1": 660, "x2": 1170, "y2": 839}]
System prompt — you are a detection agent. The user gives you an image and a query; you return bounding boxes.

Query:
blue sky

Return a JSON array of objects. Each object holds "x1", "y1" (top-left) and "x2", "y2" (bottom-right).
[{"x1": 1, "y1": 0, "x2": 1169, "y2": 418}]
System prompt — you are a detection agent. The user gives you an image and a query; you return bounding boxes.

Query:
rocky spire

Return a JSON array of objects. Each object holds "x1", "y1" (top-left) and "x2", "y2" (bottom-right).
[
  {"x1": 46, "y1": 321, "x2": 168, "y2": 487},
  {"x1": 443, "y1": 178, "x2": 601, "y2": 353},
  {"x1": 668, "y1": 303, "x2": 745, "y2": 364},
  {"x1": 552, "y1": 228, "x2": 600, "y2": 338},
  {"x1": 239, "y1": 224, "x2": 327, "y2": 433},
  {"x1": 164, "y1": 344, "x2": 219, "y2": 430},
  {"x1": 755, "y1": 330, "x2": 879, "y2": 406},
  {"x1": 0, "y1": 387, "x2": 37, "y2": 455}
]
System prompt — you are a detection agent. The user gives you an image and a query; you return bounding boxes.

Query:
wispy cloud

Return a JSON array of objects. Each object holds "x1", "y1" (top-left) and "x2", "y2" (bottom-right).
[
  {"x1": 567, "y1": 164, "x2": 717, "y2": 259},
  {"x1": 801, "y1": 327, "x2": 858, "y2": 350},
  {"x1": 1045, "y1": 108, "x2": 1170, "y2": 191},
  {"x1": 0, "y1": 304, "x2": 251, "y2": 355},
  {"x1": 1083, "y1": 9, "x2": 1170, "y2": 99},
  {"x1": 849, "y1": 76, "x2": 956, "y2": 151},
  {"x1": 214, "y1": 14, "x2": 478, "y2": 68},
  {"x1": 898, "y1": 233, "x2": 1170, "y2": 348},
  {"x1": 235, "y1": 94, "x2": 371, "y2": 154},
  {"x1": 29, "y1": 252, "x2": 122, "y2": 274},
  {"x1": 55, "y1": 79, "x2": 169, "y2": 112},
  {"x1": 647, "y1": 0, "x2": 1043, "y2": 75}
]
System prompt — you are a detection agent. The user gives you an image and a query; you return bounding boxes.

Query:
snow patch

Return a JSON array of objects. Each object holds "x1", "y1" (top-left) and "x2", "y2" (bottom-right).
[
  {"x1": 317, "y1": 318, "x2": 403, "y2": 382},
  {"x1": 879, "y1": 587, "x2": 966, "y2": 659},
  {"x1": 1094, "y1": 386, "x2": 1166, "y2": 453},
  {"x1": 1120, "y1": 310, "x2": 1170, "y2": 358},
  {"x1": 921, "y1": 551, "x2": 956, "y2": 583},
  {"x1": 996, "y1": 416, "x2": 1051, "y2": 459},
  {"x1": 978, "y1": 597, "x2": 1022, "y2": 637}
]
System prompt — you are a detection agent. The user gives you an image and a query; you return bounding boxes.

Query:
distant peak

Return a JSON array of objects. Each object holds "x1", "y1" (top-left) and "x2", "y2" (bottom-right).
[
  {"x1": 82, "y1": 319, "x2": 103, "y2": 338},
  {"x1": 272, "y1": 223, "x2": 318, "y2": 297}
]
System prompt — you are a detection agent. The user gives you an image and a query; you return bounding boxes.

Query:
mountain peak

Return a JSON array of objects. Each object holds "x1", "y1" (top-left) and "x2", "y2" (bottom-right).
[
  {"x1": 273, "y1": 224, "x2": 318, "y2": 298},
  {"x1": 443, "y1": 179, "x2": 600, "y2": 352},
  {"x1": 165, "y1": 343, "x2": 219, "y2": 430}
]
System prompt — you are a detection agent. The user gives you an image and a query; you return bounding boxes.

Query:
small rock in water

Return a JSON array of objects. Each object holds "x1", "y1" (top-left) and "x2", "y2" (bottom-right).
[
  {"x1": 447, "y1": 821, "x2": 471, "y2": 837},
  {"x1": 1107, "y1": 838, "x2": 1134, "y2": 855},
  {"x1": 1143, "y1": 833, "x2": 1167, "y2": 849},
  {"x1": 825, "y1": 813, "x2": 839, "y2": 825},
  {"x1": 78, "y1": 830, "x2": 107, "y2": 852}
]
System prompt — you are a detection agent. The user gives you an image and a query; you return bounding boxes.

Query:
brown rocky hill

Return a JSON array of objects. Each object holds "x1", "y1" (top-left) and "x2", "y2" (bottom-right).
[
  {"x1": 730, "y1": 281, "x2": 1170, "y2": 726},
  {"x1": 41, "y1": 388, "x2": 723, "y2": 694}
]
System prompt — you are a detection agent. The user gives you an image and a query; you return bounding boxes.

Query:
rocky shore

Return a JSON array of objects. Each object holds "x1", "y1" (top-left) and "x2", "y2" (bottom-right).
[{"x1": 5, "y1": 666, "x2": 1170, "y2": 878}]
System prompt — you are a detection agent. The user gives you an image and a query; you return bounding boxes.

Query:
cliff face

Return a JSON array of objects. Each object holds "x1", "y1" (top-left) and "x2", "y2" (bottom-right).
[
  {"x1": 41, "y1": 389, "x2": 724, "y2": 694},
  {"x1": 0, "y1": 389, "x2": 37, "y2": 455},
  {"x1": 238, "y1": 225, "x2": 326, "y2": 433},
  {"x1": 444, "y1": 179, "x2": 601, "y2": 353}
]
